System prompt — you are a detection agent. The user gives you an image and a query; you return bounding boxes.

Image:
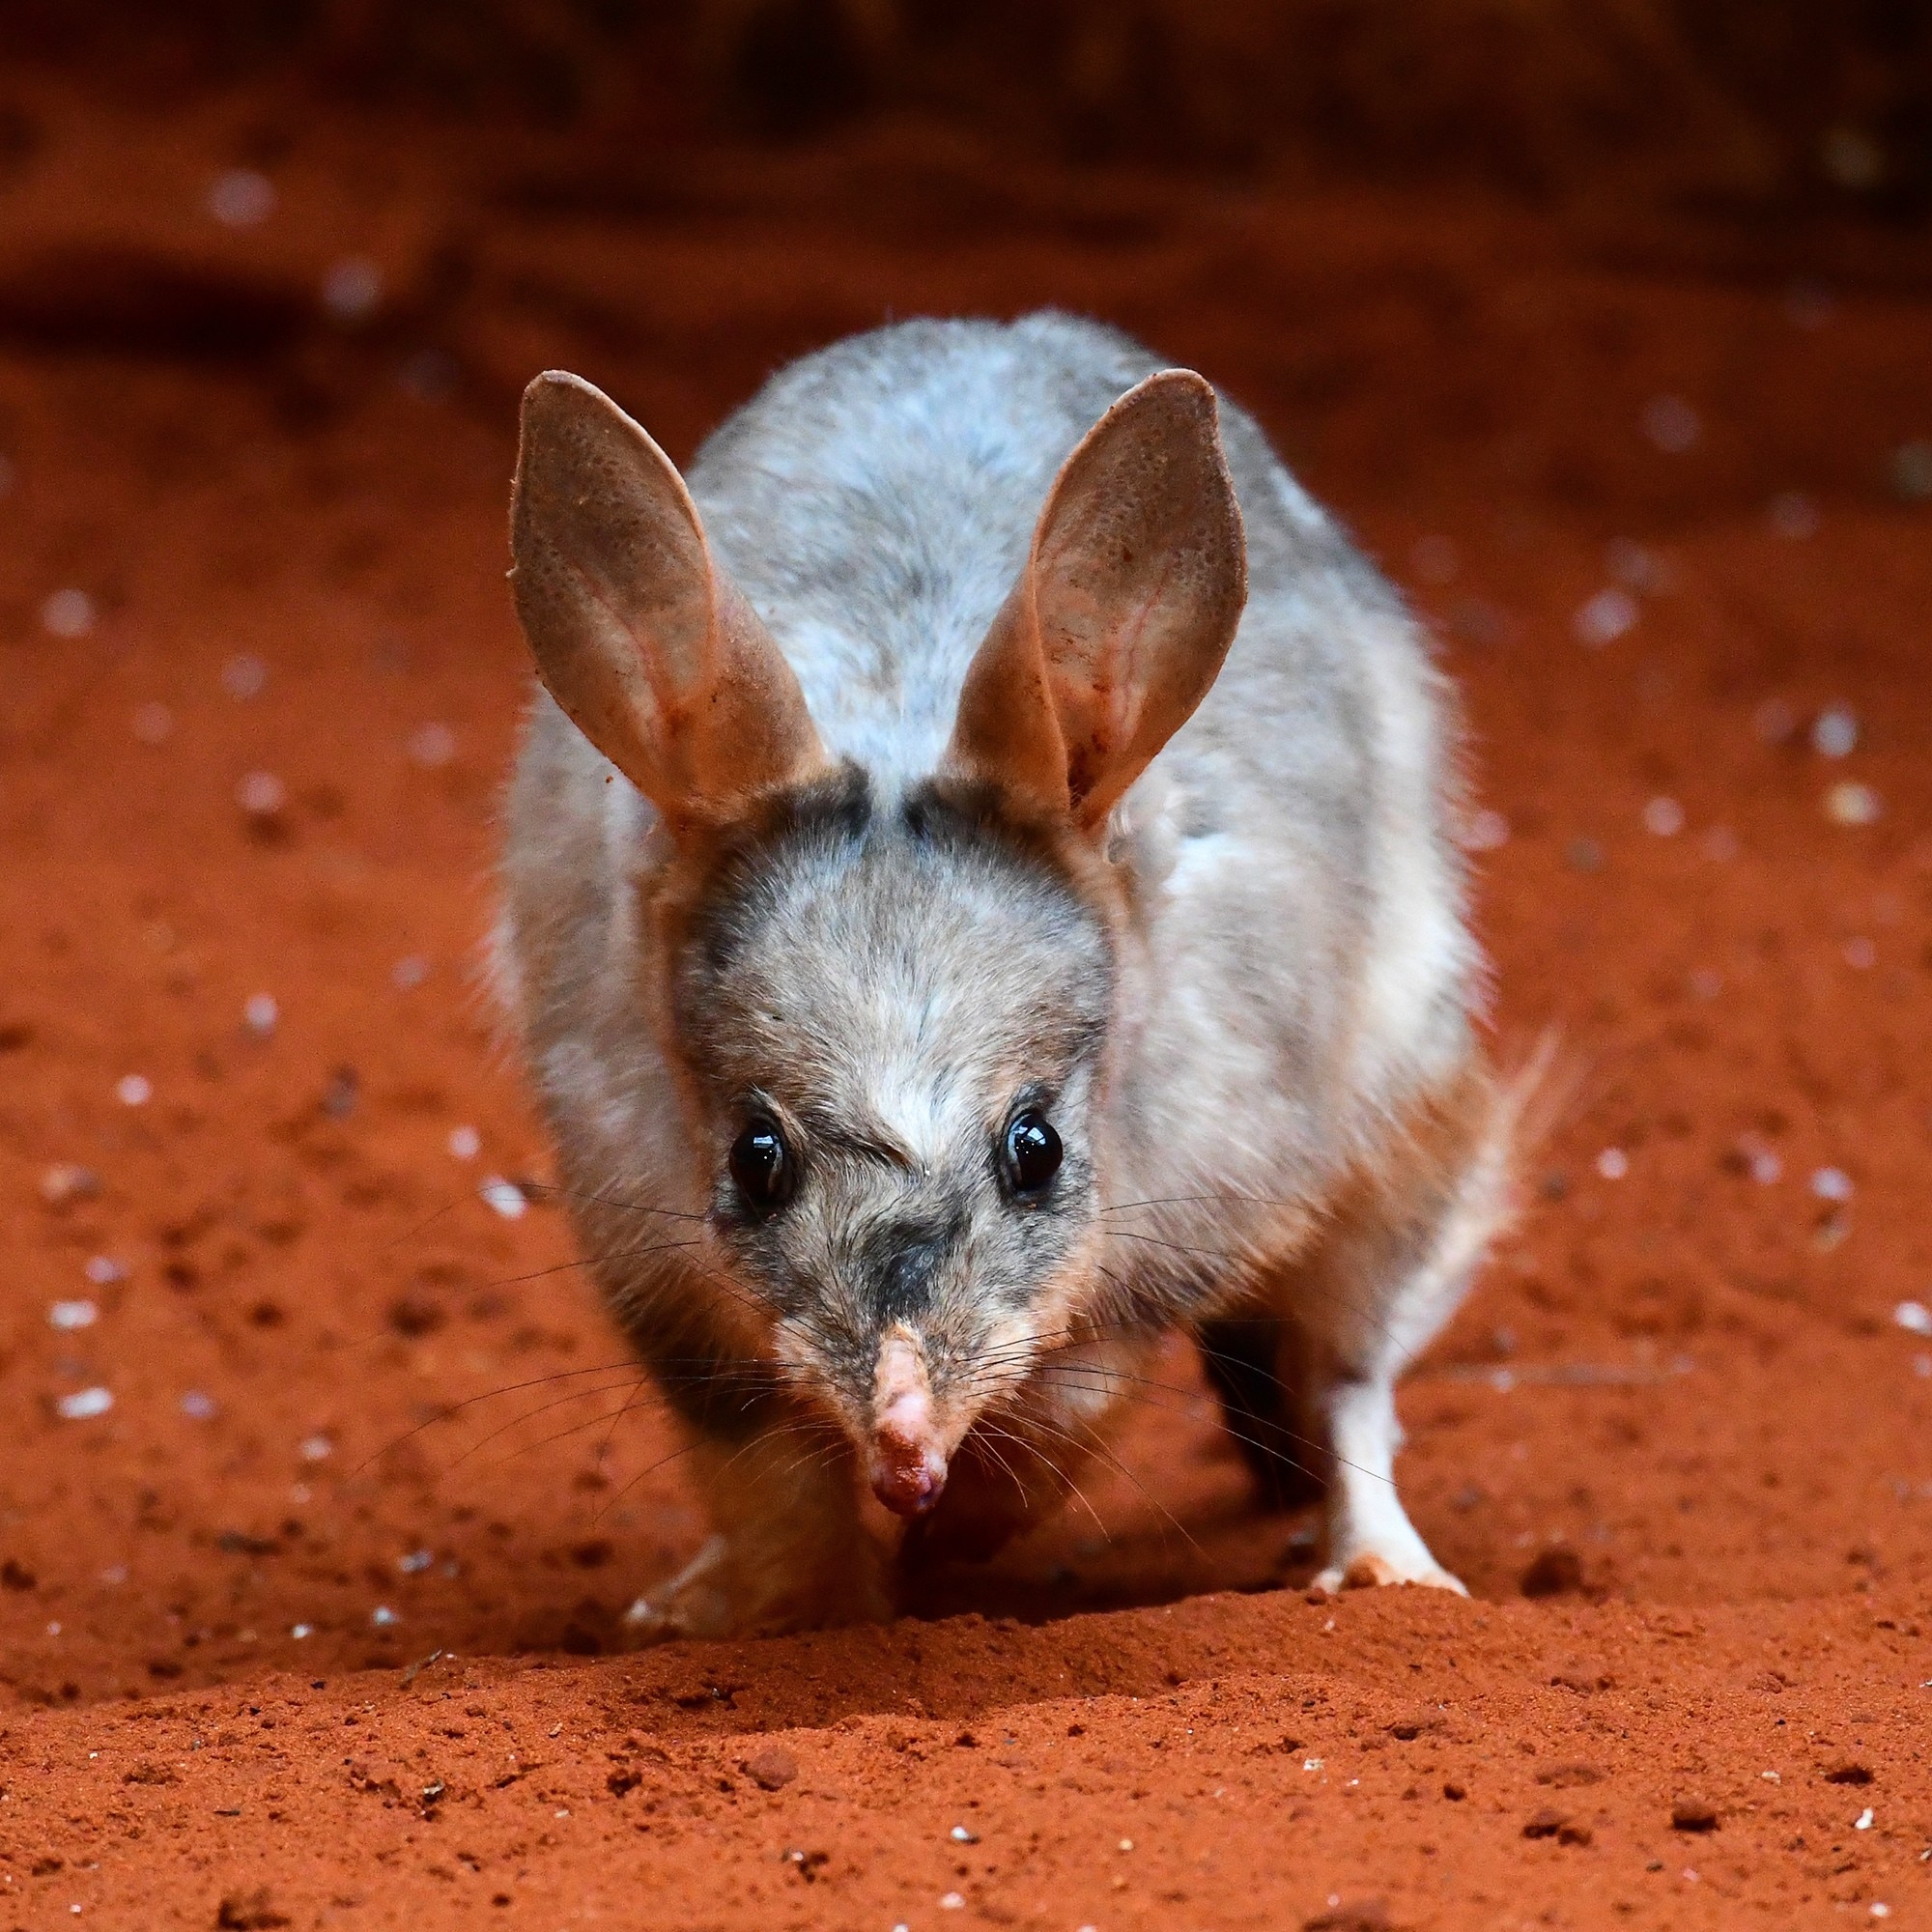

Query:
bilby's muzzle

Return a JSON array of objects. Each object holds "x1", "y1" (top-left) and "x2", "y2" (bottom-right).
[{"x1": 869, "y1": 1327, "x2": 948, "y2": 1517}]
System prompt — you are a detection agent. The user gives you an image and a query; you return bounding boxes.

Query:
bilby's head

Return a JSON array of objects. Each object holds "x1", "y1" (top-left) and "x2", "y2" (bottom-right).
[{"x1": 508, "y1": 360, "x2": 1245, "y2": 1514}]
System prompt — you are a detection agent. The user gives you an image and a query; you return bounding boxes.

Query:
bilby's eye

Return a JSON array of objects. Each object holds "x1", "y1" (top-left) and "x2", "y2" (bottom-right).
[
  {"x1": 1003, "y1": 1111, "x2": 1063, "y2": 1195},
  {"x1": 729, "y1": 1118, "x2": 794, "y2": 1213}
]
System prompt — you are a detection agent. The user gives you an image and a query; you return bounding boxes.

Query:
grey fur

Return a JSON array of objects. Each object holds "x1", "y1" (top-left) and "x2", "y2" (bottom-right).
[{"x1": 497, "y1": 311, "x2": 1501, "y2": 1625}]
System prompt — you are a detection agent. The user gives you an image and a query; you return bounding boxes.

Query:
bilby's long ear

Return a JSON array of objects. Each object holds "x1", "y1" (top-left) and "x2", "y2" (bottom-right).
[
  {"x1": 510, "y1": 370, "x2": 827, "y2": 834},
  {"x1": 944, "y1": 369, "x2": 1246, "y2": 834}
]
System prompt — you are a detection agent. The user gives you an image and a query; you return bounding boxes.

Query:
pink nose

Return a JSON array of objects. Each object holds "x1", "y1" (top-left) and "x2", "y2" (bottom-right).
[
  {"x1": 870, "y1": 1430, "x2": 948, "y2": 1517},
  {"x1": 870, "y1": 1329, "x2": 947, "y2": 1517}
]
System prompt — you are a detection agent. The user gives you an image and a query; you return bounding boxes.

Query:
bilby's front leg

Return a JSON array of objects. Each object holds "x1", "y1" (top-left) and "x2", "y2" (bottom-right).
[{"x1": 622, "y1": 1412, "x2": 889, "y2": 1642}]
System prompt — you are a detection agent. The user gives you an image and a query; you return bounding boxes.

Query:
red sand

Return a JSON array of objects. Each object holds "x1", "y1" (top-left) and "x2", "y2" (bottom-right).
[{"x1": 1, "y1": 88, "x2": 1929, "y2": 1930}]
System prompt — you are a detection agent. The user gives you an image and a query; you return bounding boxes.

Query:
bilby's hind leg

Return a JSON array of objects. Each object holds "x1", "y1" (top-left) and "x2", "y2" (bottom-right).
[
  {"x1": 1196, "y1": 1310, "x2": 1325, "y2": 1513},
  {"x1": 1287, "y1": 1054, "x2": 1515, "y2": 1594}
]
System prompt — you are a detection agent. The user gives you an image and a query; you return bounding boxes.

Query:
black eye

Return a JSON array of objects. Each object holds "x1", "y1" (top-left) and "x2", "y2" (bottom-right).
[
  {"x1": 1003, "y1": 1111, "x2": 1063, "y2": 1195},
  {"x1": 728, "y1": 1118, "x2": 794, "y2": 1214}
]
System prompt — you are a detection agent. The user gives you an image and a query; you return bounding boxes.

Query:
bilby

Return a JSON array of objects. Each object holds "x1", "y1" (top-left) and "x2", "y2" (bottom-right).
[{"x1": 496, "y1": 312, "x2": 1514, "y2": 1639}]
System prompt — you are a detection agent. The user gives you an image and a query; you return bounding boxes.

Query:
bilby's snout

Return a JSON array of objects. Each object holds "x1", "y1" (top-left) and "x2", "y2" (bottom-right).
[{"x1": 869, "y1": 1326, "x2": 948, "y2": 1517}]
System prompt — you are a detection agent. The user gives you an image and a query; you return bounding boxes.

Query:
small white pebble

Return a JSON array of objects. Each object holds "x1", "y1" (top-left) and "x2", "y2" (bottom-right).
[
  {"x1": 1855, "y1": 1807, "x2": 1874, "y2": 1831},
  {"x1": 1843, "y1": 937, "x2": 1876, "y2": 970},
  {"x1": 1893, "y1": 1300, "x2": 1932, "y2": 1337},
  {"x1": 371, "y1": 1605, "x2": 398, "y2": 1627},
  {"x1": 299, "y1": 1433, "x2": 333, "y2": 1462},
  {"x1": 1748, "y1": 1149, "x2": 1782, "y2": 1186},
  {"x1": 391, "y1": 954, "x2": 429, "y2": 990},
  {"x1": 1640, "y1": 393, "x2": 1701, "y2": 453},
  {"x1": 131, "y1": 701, "x2": 174, "y2": 744},
  {"x1": 1642, "y1": 796, "x2": 1684, "y2": 837},
  {"x1": 1760, "y1": 1770, "x2": 1780, "y2": 1783},
  {"x1": 236, "y1": 771, "x2": 287, "y2": 816},
  {"x1": 1302, "y1": 1758, "x2": 1323, "y2": 1773},
  {"x1": 1768, "y1": 492, "x2": 1819, "y2": 539},
  {"x1": 40, "y1": 1163, "x2": 100, "y2": 1206},
  {"x1": 949, "y1": 1825, "x2": 977, "y2": 1842},
  {"x1": 207, "y1": 168, "x2": 275, "y2": 227},
  {"x1": 115, "y1": 1073, "x2": 152, "y2": 1107},
  {"x1": 290, "y1": 1623, "x2": 313, "y2": 1639},
  {"x1": 1826, "y1": 781, "x2": 1881, "y2": 826},
  {"x1": 1464, "y1": 809, "x2": 1510, "y2": 852},
  {"x1": 1596, "y1": 1147, "x2": 1629, "y2": 1180},
  {"x1": 1811, "y1": 1167, "x2": 1853, "y2": 1202},
  {"x1": 554, "y1": 1807, "x2": 570, "y2": 1820},
  {"x1": 407, "y1": 722, "x2": 457, "y2": 768},
  {"x1": 321, "y1": 257, "x2": 383, "y2": 323},
  {"x1": 480, "y1": 1177, "x2": 527, "y2": 1220},
  {"x1": 41, "y1": 588, "x2": 95, "y2": 638},
  {"x1": 1118, "y1": 1837, "x2": 1134, "y2": 1852},
  {"x1": 939, "y1": 1894, "x2": 964, "y2": 1912},
  {"x1": 1574, "y1": 586, "x2": 1637, "y2": 647},
  {"x1": 48, "y1": 1299, "x2": 98, "y2": 1330},
  {"x1": 57, "y1": 1387, "x2": 113, "y2": 1421},
  {"x1": 180, "y1": 1391, "x2": 216, "y2": 1420},
  {"x1": 1605, "y1": 537, "x2": 1666, "y2": 593},
  {"x1": 1871, "y1": 1903, "x2": 1890, "y2": 1919},
  {"x1": 447, "y1": 1124, "x2": 481, "y2": 1160},
  {"x1": 82, "y1": 1256, "x2": 124, "y2": 1286},
  {"x1": 1811, "y1": 704, "x2": 1859, "y2": 757},
  {"x1": 46, "y1": 1621, "x2": 60, "y2": 1636},
  {"x1": 398, "y1": 1548, "x2": 433, "y2": 1574},
  {"x1": 242, "y1": 992, "x2": 279, "y2": 1037},
  {"x1": 221, "y1": 653, "x2": 268, "y2": 700}
]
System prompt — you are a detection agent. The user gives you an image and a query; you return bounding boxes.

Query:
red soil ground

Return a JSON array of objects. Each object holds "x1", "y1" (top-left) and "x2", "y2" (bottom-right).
[{"x1": 1, "y1": 84, "x2": 1930, "y2": 1931}]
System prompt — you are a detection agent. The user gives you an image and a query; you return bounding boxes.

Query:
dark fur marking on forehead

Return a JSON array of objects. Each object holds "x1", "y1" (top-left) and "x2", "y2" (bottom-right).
[
  {"x1": 900, "y1": 775, "x2": 1074, "y2": 875},
  {"x1": 687, "y1": 760, "x2": 873, "y2": 979}
]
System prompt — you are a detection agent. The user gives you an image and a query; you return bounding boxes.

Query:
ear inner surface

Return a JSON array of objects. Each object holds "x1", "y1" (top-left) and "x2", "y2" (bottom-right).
[
  {"x1": 946, "y1": 368, "x2": 1247, "y2": 834},
  {"x1": 509, "y1": 369, "x2": 825, "y2": 831}
]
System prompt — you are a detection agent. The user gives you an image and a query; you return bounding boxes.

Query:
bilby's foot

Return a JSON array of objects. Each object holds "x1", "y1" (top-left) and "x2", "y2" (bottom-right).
[
  {"x1": 619, "y1": 1533, "x2": 893, "y2": 1645},
  {"x1": 1313, "y1": 1544, "x2": 1468, "y2": 1596},
  {"x1": 620, "y1": 1536, "x2": 735, "y2": 1645}
]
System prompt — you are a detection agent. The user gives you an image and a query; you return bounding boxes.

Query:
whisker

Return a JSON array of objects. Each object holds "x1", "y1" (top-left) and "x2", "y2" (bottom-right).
[
  {"x1": 519, "y1": 1179, "x2": 706, "y2": 1223},
  {"x1": 484, "y1": 1239, "x2": 702, "y2": 1291}
]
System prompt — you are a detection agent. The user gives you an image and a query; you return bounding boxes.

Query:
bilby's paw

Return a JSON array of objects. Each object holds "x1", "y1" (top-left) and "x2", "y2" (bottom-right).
[
  {"x1": 619, "y1": 1534, "x2": 894, "y2": 1645},
  {"x1": 619, "y1": 1536, "x2": 736, "y2": 1646},
  {"x1": 1313, "y1": 1548, "x2": 1468, "y2": 1596}
]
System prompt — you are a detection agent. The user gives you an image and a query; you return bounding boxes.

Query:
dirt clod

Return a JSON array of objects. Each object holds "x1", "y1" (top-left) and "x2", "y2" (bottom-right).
[
  {"x1": 1519, "y1": 1547, "x2": 1585, "y2": 1598},
  {"x1": 216, "y1": 1892, "x2": 290, "y2": 1931},
  {"x1": 745, "y1": 1746, "x2": 799, "y2": 1791}
]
